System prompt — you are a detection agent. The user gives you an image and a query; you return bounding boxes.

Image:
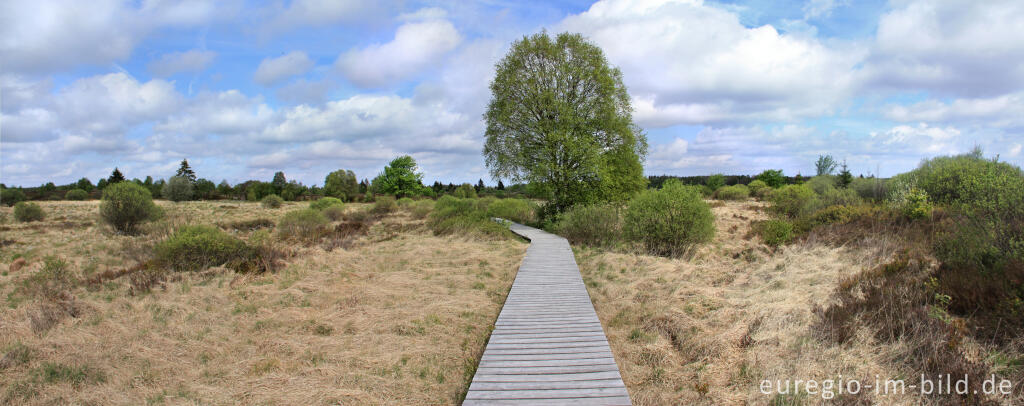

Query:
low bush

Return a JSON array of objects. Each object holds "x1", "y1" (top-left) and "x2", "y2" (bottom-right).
[
  {"x1": 261, "y1": 194, "x2": 283, "y2": 208},
  {"x1": 17, "y1": 256, "x2": 74, "y2": 300},
  {"x1": 747, "y1": 180, "x2": 769, "y2": 197},
  {"x1": 277, "y1": 209, "x2": 330, "y2": 242},
  {"x1": 397, "y1": 197, "x2": 414, "y2": 206},
  {"x1": 804, "y1": 175, "x2": 836, "y2": 195},
  {"x1": 309, "y1": 197, "x2": 343, "y2": 211},
  {"x1": 99, "y1": 182, "x2": 158, "y2": 234},
  {"x1": 409, "y1": 200, "x2": 434, "y2": 219},
  {"x1": 713, "y1": 184, "x2": 750, "y2": 200},
  {"x1": 755, "y1": 219, "x2": 794, "y2": 246},
  {"x1": 322, "y1": 205, "x2": 345, "y2": 221},
  {"x1": 755, "y1": 169, "x2": 785, "y2": 188},
  {"x1": 486, "y1": 198, "x2": 536, "y2": 224},
  {"x1": 818, "y1": 187, "x2": 862, "y2": 208},
  {"x1": 705, "y1": 174, "x2": 726, "y2": 191},
  {"x1": 2, "y1": 188, "x2": 26, "y2": 206},
  {"x1": 13, "y1": 202, "x2": 45, "y2": 222},
  {"x1": 850, "y1": 177, "x2": 886, "y2": 200},
  {"x1": 371, "y1": 195, "x2": 397, "y2": 214},
  {"x1": 428, "y1": 196, "x2": 509, "y2": 238},
  {"x1": 163, "y1": 176, "x2": 193, "y2": 202},
  {"x1": 154, "y1": 225, "x2": 250, "y2": 272},
  {"x1": 808, "y1": 205, "x2": 860, "y2": 227},
  {"x1": 624, "y1": 180, "x2": 714, "y2": 256},
  {"x1": 219, "y1": 218, "x2": 274, "y2": 231},
  {"x1": 453, "y1": 184, "x2": 477, "y2": 198},
  {"x1": 902, "y1": 188, "x2": 931, "y2": 220},
  {"x1": 65, "y1": 189, "x2": 89, "y2": 201},
  {"x1": 554, "y1": 203, "x2": 622, "y2": 248},
  {"x1": 769, "y1": 184, "x2": 816, "y2": 219}
]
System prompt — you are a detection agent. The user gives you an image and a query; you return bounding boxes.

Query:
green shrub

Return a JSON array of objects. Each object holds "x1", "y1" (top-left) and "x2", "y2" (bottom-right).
[
  {"x1": 769, "y1": 184, "x2": 817, "y2": 218},
  {"x1": 705, "y1": 174, "x2": 725, "y2": 191},
  {"x1": 755, "y1": 169, "x2": 785, "y2": 188},
  {"x1": 428, "y1": 196, "x2": 509, "y2": 238},
  {"x1": 13, "y1": 202, "x2": 44, "y2": 222},
  {"x1": 624, "y1": 181, "x2": 714, "y2": 256},
  {"x1": 65, "y1": 189, "x2": 89, "y2": 201},
  {"x1": 277, "y1": 209, "x2": 329, "y2": 241},
  {"x1": 163, "y1": 176, "x2": 193, "y2": 202},
  {"x1": 154, "y1": 225, "x2": 251, "y2": 272},
  {"x1": 809, "y1": 205, "x2": 858, "y2": 226},
  {"x1": 850, "y1": 177, "x2": 886, "y2": 200},
  {"x1": 397, "y1": 197, "x2": 414, "y2": 206},
  {"x1": 902, "y1": 188, "x2": 931, "y2": 220},
  {"x1": 322, "y1": 205, "x2": 345, "y2": 221},
  {"x1": 100, "y1": 182, "x2": 158, "y2": 233},
  {"x1": 805, "y1": 175, "x2": 836, "y2": 195},
  {"x1": 747, "y1": 180, "x2": 769, "y2": 196},
  {"x1": 371, "y1": 195, "x2": 397, "y2": 214},
  {"x1": 713, "y1": 184, "x2": 750, "y2": 200},
  {"x1": 309, "y1": 197, "x2": 344, "y2": 211},
  {"x1": 756, "y1": 219, "x2": 794, "y2": 246},
  {"x1": 818, "y1": 187, "x2": 862, "y2": 208},
  {"x1": 453, "y1": 183, "x2": 477, "y2": 198},
  {"x1": 17, "y1": 256, "x2": 73, "y2": 300},
  {"x1": 486, "y1": 198, "x2": 536, "y2": 224},
  {"x1": 896, "y1": 151, "x2": 1024, "y2": 217},
  {"x1": 554, "y1": 203, "x2": 622, "y2": 248},
  {"x1": 1, "y1": 188, "x2": 26, "y2": 206},
  {"x1": 409, "y1": 200, "x2": 435, "y2": 219},
  {"x1": 261, "y1": 194, "x2": 284, "y2": 208}
]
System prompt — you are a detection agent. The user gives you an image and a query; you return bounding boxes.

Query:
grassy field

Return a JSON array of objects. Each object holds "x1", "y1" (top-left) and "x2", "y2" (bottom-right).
[{"x1": 0, "y1": 200, "x2": 525, "y2": 405}]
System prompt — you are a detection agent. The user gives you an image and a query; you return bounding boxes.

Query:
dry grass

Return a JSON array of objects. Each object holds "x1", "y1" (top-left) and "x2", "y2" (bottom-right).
[
  {"x1": 0, "y1": 200, "x2": 525, "y2": 404},
  {"x1": 577, "y1": 200, "x2": 920, "y2": 405}
]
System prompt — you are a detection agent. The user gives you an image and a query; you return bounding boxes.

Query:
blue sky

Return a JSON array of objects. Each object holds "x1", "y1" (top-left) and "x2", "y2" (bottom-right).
[{"x1": 2, "y1": 0, "x2": 1022, "y2": 187}]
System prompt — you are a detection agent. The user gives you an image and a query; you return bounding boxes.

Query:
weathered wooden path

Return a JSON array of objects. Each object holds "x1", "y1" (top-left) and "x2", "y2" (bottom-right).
[{"x1": 464, "y1": 222, "x2": 631, "y2": 405}]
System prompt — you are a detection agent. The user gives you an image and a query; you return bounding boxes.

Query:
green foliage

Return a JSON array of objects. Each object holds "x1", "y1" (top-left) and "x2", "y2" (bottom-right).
[
  {"x1": 769, "y1": 184, "x2": 816, "y2": 218},
  {"x1": 163, "y1": 176, "x2": 193, "y2": 202},
  {"x1": 33, "y1": 362, "x2": 105, "y2": 387},
  {"x1": 99, "y1": 182, "x2": 158, "y2": 233},
  {"x1": 713, "y1": 184, "x2": 750, "y2": 200},
  {"x1": 815, "y1": 155, "x2": 838, "y2": 176},
  {"x1": 76, "y1": 177, "x2": 94, "y2": 192},
  {"x1": 371, "y1": 195, "x2": 398, "y2": 214},
  {"x1": 271, "y1": 171, "x2": 287, "y2": 193},
  {"x1": 409, "y1": 200, "x2": 435, "y2": 219},
  {"x1": 428, "y1": 196, "x2": 511, "y2": 238},
  {"x1": 453, "y1": 183, "x2": 477, "y2": 198},
  {"x1": 837, "y1": 161, "x2": 853, "y2": 188},
  {"x1": 1, "y1": 188, "x2": 26, "y2": 206},
  {"x1": 13, "y1": 202, "x2": 45, "y2": 222},
  {"x1": 554, "y1": 203, "x2": 622, "y2": 248},
  {"x1": 756, "y1": 219, "x2": 794, "y2": 246},
  {"x1": 486, "y1": 198, "x2": 536, "y2": 224},
  {"x1": 261, "y1": 194, "x2": 284, "y2": 209},
  {"x1": 624, "y1": 180, "x2": 715, "y2": 256},
  {"x1": 705, "y1": 174, "x2": 726, "y2": 191},
  {"x1": 107, "y1": 168, "x2": 126, "y2": 184},
  {"x1": 65, "y1": 189, "x2": 89, "y2": 200},
  {"x1": 193, "y1": 178, "x2": 216, "y2": 199},
  {"x1": 322, "y1": 205, "x2": 345, "y2": 221},
  {"x1": 818, "y1": 187, "x2": 862, "y2": 208},
  {"x1": 323, "y1": 169, "x2": 358, "y2": 201},
  {"x1": 16, "y1": 256, "x2": 73, "y2": 300},
  {"x1": 154, "y1": 225, "x2": 251, "y2": 272},
  {"x1": 808, "y1": 205, "x2": 861, "y2": 227},
  {"x1": 277, "y1": 209, "x2": 330, "y2": 242},
  {"x1": 371, "y1": 156, "x2": 427, "y2": 198},
  {"x1": 805, "y1": 175, "x2": 836, "y2": 195},
  {"x1": 850, "y1": 177, "x2": 887, "y2": 201},
  {"x1": 755, "y1": 169, "x2": 785, "y2": 188},
  {"x1": 747, "y1": 180, "x2": 769, "y2": 198},
  {"x1": 175, "y1": 159, "x2": 197, "y2": 183},
  {"x1": 902, "y1": 188, "x2": 932, "y2": 220},
  {"x1": 309, "y1": 197, "x2": 344, "y2": 211},
  {"x1": 397, "y1": 197, "x2": 414, "y2": 206},
  {"x1": 483, "y1": 31, "x2": 648, "y2": 214}
]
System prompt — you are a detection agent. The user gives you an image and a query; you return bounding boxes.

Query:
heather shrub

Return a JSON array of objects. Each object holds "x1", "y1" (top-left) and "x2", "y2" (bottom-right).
[
  {"x1": 624, "y1": 180, "x2": 714, "y2": 256},
  {"x1": 409, "y1": 200, "x2": 434, "y2": 219},
  {"x1": 818, "y1": 187, "x2": 862, "y2": 208},
  {"x1": 747, "y1": 180, "x2": 769, "y2": 197},
  {"x1": 769, "y1": 184, "x2": 817, "y2": 218},
  {"x1": 486, "y1": 198, "x2": 536, "y2": 224},
  {"x1": 755, "y1": 219, "x2": 794, "y2": 246},
  {"x1": 99, "y1": 182, "x2": 158, "y2": 233},
  {"x1": 322, "y1": 205, "x2": 345, "y2": 221},
  {"x1": 428, "y1": 196, "x2": 509, "y2": 238},
  {"x1": 453, "y1": 183, "x2": 477, "y2": 198},
  {"x1": 809, "y1": 205, "x2": 860, "y2": 226},
  {"x1": 65, "y1": 189, "x2": 89, "y2": 201},
  {"x1": 261, "y1": 194, "x2": 283, "y2": 208},
  {"x1": 371, "y1": 195, "x2": 397, "y2": 214},
  {"x1": 14, "y1": 202, "x2": 45, "y2": 222},
  {"x1": 1, "y1": 188, "x2": 26, "y2": 206},
  {"x1": 154, "y1": 225, "x2": 250, "y2": 272},
  {"x1": 309, "y1": 197, "x2": 343, "y2": 211},
  {"x1": 277, "y1": 209, "x2": 330, "y2": 241},
  {"x1": 163, "y1": 176, "x2": 193, "y2": 202},
  {"x1": 713, "y1": 184, "x2": 749, "y2": 200},
  {"x1": 850, "y1": 177, "x2": 886, "y2": 200},
  {"x1": 554, "y1": 203, "x2": 622, "y2": 248}
]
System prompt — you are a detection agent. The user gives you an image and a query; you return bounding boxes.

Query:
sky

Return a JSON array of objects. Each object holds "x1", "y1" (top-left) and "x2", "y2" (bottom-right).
[{"x1": 1, "y1": 0, "x2": 1022, "y2": 187}]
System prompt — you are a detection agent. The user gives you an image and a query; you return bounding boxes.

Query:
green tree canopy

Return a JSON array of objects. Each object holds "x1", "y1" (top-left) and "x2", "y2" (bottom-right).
[
  {"x1": 176, "y1": 159, "x2": 197, "y2": 183},
  {"x1": 483, "y1": 31, "x2": 648, "y2": 215},
  {"x1": 371, "y1": 155, "x2": 426, "y2": 198},
  {"x1": 108, "y1": 168, "x2": 126, "y2": 184},
  {"x1": 271, "y1": 171, "x2": 287, "y2": 193},
  {"x1": 323, "y1": 169, "x2": 359, "y2": 200},
  {"x1": 815, "y1": 154, "x2": 838, "y2": 176}
]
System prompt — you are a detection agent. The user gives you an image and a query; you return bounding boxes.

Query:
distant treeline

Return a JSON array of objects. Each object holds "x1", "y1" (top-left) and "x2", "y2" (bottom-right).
[{"x1": 648, "y1": 174, "x2": 799, "y2": 188}]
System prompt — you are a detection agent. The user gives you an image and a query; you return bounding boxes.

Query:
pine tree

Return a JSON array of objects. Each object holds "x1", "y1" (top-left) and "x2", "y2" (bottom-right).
[
  {"x1": 838, "y1": 160, "x2": 853, "y2": 188},
  {"x1": 176, "y1": 159, "x2": 197, "y2": 183},
  {"x1": 476, "y1": 179, "x2": 485, "y2": 192},
  {"x1": 272, "y1": 171, "x2": 287, "y2": 194},
  {"x1": 497, "y1": 180, "x2": 505, "y2": 190},
  {"x1": 108, "y1": 168, "x2": 126, "y2": 184}
]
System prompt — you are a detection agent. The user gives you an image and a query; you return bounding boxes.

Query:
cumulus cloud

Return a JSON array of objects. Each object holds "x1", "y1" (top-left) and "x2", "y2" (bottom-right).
[
  {"x1": 336, "y1": 20, "x2": 461, "y2": 88},
  {"x1": 253, "y1": 51, "x2": 315, "y2": 86},
  {"x1": 883, "y1": 93, "x2": 1024, "y2": 129},
  {"x1": 276, "y1": 79, "x2": 334, "y2": 105},
  {"x1": 148, "y1": 50, "x2": 216, "y2": 77}
]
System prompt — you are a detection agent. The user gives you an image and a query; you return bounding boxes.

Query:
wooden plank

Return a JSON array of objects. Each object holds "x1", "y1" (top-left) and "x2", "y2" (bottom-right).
[
  {"x1": 464, "y1": 396, "x2": 632, "y2": 406},
  {"x1": 465, "y1": 387, "x2": 630, "y2": 400}
]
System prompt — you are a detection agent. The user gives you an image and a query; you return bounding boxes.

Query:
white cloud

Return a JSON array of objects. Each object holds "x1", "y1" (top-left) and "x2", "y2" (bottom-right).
[
  {"x1": 336, "y1": 20, "x2": 461, "y2": 88},
  {"x1": 276, "y1": 79, "x2": 334, "y2": 105},
  {"x1": 557, "y1": 0, "x2": 864, "y2": 127},
  {"x1": 54, "y1": 73, "x2": 183, "y2": 135},
  {"x1": 883, "y1": 93, "x2": 1024, "y2": 128},
  {"x1": 148, "y1": 49, "x2": 216, "y2": 77},
  {"x1": 266, "y1": 0, "x2": 385, "y2": 32},
  {"x1": 253, "y1": 51, "x2": 315, "y2": 86},
  {"x1": 802, "y1": 0, "x2": 846, "y2": 20}
]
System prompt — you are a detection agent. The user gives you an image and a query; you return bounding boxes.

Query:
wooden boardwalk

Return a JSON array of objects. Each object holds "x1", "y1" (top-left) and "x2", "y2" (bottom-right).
[{"x1": 464, "y1": 223, "x2": 631, "y2": 405}]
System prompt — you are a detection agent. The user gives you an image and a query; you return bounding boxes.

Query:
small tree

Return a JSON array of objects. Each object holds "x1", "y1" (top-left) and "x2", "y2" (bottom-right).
[
  {"x1": 815, "y1": 155, "x2": 838, "y2": 176},
  {"x1": 65, "y1": 189, "x2": 89, "y2": 200},
  {"x1": 706, "y1": 174, "x2": 726, "y2": 191},
  {"x1": 271, "y1": 171, "x2": 287, "y2": 194},
  {"x1": 454, "y1": 183, "x2": 477, "y2": 198},
  {"x1": 371, "y1": 156, "x2": 427, "y2": 198},
  {"x1": 108, "y1": 168, "x2": 126, "y2": 184},
  {"x1": 176, "y1": 159, "x2": 197, "y2": 183},
  {"x1": 100, "y1": 182, "x2": 158, "y2": 233},
  {"x1": 164, "y1": 176, "x2": 194, "y2": 202},
  {"x1": 837, "y1": 160, "x2": 853, "y2": 189},
  {"x1": 76, "y1": 177, "x2": 94, "y2": 192},
  {"x1": 755, "y1": 169, "x2": 785, "y2": 188},
  {"x1": 497, "y1": 180, "x2": 505, "y2": 190},
  {"x1": 323, "y1": 169, "x2": 359, "y2": 200},
  {"x1": 217, "y1": 180, "x2": 233, "y2": 197}
]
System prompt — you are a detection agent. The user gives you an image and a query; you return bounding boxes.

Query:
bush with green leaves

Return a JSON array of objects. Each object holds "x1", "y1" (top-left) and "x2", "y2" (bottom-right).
[
  {"x1": 2, "y1": 188, "x2": 26, "y2": 206},
  {"x1": 428, "y1": 196, "x2": 510, "y2": 238},
  {"x1": 705, "y1": 174, "x2": 726, "y2": 191},
  {"x1": 65, "y1": 189, "x2": 89, "y2": 201},
  {"x1": 554, "y1": 203, "x2": 622, "y2": 248},
  {"x1": 163, "y1": 176, "x2": 193, "y2": 202},
  {"x1": 322, "y1": 205, "x2": 345, "y2": 221},
  {"x1": 486, "y1": 198, "x2": 536, "y2": 224},
  {"x1": 309, "y1": 197, "x2": 343, "y2": 211},
  {"x1": 99, "y1": 182, "x2": 158, "y2": 233},
  {"x1": 747, "y1": 180, "x2": 769, "y2": 196},
  {"x1": 818, "y1": 187, "x2": 862, "y2": 208},
  {"x1": 756, "y1": 219, "x2": 794, "y2": 246},
  {"x1": 397, "y1": 197, "x2": 414, "y2": 206},
  {"x1": 453, "y1": 183, "x2": 477, "y2": 198},
  {"x1": 850, "y1": 177, "x2": 886, "y2": 201},
  {"x1": 624, "y1": 180, "x2": 714, "y2": 256},
  {"x1": 713, "y1": 184, "x2": 750, "y2": 200},
  {"x1": 769, "y1": 184, "x2": 817, "y2": 219},
  {"x1": 154, "y1": 225, "x2": 251, "y2": 272},
  {"x1": 371, "y1": 195, "x2": 397, "y2": 214},
  {"x1": 804, "y1": 175, "x2": 836, "y2": 195},
  {"x1": 902, "y1": 188, "x2": 931, "y2": 220},
  {"x1": 14, "y1": 202, "x2": 45, "y2": 222},
  {"x1": 755, "y1": 169, "x2": 785, "y2": 188},
  {"x1": 409, "y1": 200, "x2": 435, "y2": 219},
  {"x1": 261, "y1": 194, "x2": 284, "y2": 208},
  {"x1": 276, "y1": 209, "x2": 329, "y2": 241}
]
